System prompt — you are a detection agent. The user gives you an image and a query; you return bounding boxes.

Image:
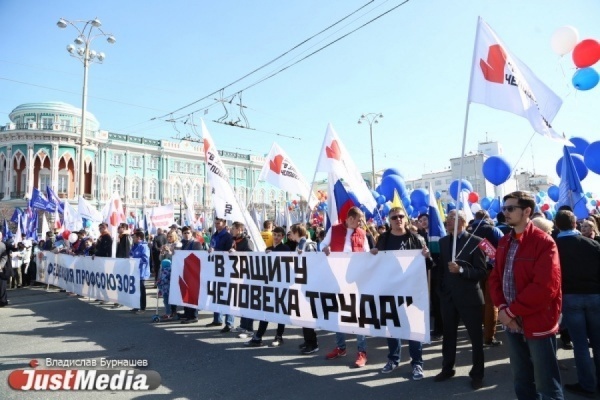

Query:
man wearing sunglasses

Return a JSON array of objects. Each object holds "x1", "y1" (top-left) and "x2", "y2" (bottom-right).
[
  {"x1": 321, "y1": 206, "x2": 370, "y2": 368},
  {"x1": 371, "y1": 207, "x2": 432, "y2": 380},
  {"x1": 434, "y1": 210, "x2": 487, "y2": 391},
  {"x1": 489, "y1": 191, "x2": 563, "y2": 400}
]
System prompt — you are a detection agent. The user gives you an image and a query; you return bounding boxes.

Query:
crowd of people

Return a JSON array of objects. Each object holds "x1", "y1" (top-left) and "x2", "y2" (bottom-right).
[{"x1": 0, "y1": 190, "x2": 598, "y2": 399}]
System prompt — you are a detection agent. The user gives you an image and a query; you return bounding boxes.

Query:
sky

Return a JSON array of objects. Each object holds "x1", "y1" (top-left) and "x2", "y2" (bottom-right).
[{"x1": 1, "y1": 0, "x2": 600, "y2": 197}]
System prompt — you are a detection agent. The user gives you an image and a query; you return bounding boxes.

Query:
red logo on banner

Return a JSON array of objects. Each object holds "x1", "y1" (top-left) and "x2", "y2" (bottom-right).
[
  {"x1": 480, "y1": 44, "x2": 506, "y2": 84},
  {"x1": 326, "y1": 140, "x2": 342, "y2": 160},
  {"x1": 269, "y1": 154, "x2": 283, "y2": 174},
  {"x1": 179, "y1": 253, "x2": 201, "y2": 306},
  {"x1": 477, "y1": 238, "x2": 497, "y2": 260}
]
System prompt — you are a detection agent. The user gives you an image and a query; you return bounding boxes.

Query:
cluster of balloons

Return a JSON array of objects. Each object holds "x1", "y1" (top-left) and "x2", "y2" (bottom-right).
[
  {"x1": 287, "y1": 199, "x2": 299, "y2": 211},
  {"x1": 60, "y1": 230, "x2": 79, "y2": 244},
  {"x1": 551, "y1": 26, "x2": 600, "y2": 91}
]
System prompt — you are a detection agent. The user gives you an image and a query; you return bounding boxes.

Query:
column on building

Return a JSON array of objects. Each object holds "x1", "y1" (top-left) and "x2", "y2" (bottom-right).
[
  {"x1": 26, "y1": 143, "x2": 34, "y2": 196},
  {"x1": 3, "y1": 145, "x2": 12, "y2": 200},
  {"x1": 51, "y1": 143, "x2": 59, "y2": 191}
]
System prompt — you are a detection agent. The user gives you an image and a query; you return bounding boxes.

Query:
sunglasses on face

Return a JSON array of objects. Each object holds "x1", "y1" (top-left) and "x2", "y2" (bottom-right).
[
  {"x1": 390, "y1": 215, "x2": 405, "y2": 221},
  {"x1": 502, "y1": 205, "x2": 524, "y2": 213}
]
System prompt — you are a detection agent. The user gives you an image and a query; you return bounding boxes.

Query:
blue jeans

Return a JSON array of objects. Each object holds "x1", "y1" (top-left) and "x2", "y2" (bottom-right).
[
  {"x1": 386, "y1": 338, "x2": 423, "y2": 367},
  {"x1": 335, "y1": 333, "x2": 366, "y2": 353},
  {"x1": 562, "y1": 294, "x2": 600, "y2": 392},
  {"x1": 505, "y1": 332, "x2": 563, "y2": 400},
  {"x1": 213, "y1": 312, "x2": 234, "y2": 327}
]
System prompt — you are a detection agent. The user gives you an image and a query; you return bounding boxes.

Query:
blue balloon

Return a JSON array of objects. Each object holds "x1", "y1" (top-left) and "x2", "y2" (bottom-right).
[
  {"x1": 592, "y1": 200, "x2": 597, "y2": 207},
  {"x1": 490, "y1": 198, "x2": 501, "y2": 213},
  {"x1": 539, "y1": 190, "x2": 546, "y2": 197},
  {"x1": 535, "y1": 194, "x2": 542, "y2": 204},
  {"x1": 548, "y1": 185, "x2": 560, "y2": 202},
  {"x1": 584, "y1": 141, "x2": 600, "y2": 174},
  {"x1": 382, "y1": 203, "x2": 391, "y2": 216},
  {"x1": 405, "y1": 205, "x2": 414, "y2": 215},
  {"x1": 482, "y1": 155, "x2": 512, "y2": 186},
  {"x1": 586, "y1": 192, "x2": 593, "y2": 198},
  {"x1": 480, "y1": 197, "x2": 492, "y2": 210},
  {"x1": 435, "y1": 190, "x2": 442, "y2": 200},
  {"x1": 567, "y1": 137, "x2": 590, "y2": 156},
  {"x1": 418, "y1": 205, "x2": 428, "y2": 215},
  {"x1": 382, "y1": 168, "x2": 404, "y2": 180},
  {"x1": 402, "y1": 196, "x2": 411, "y2": 209},
  {"x1": 543, "y1": 210, "x2": 553, "y2": 220},
  {"x1": 489, "y1": 210, "x2": 497, "y2": 219},
  {"x1": 411, "y1": 208, "x2": 420, "y2": 218},
  {"x1": 447, "y1": 202, "x2": 456, "y2": 212},
  {"x1": 572, "y1": 67, "x2": 599, "y2": 91},
  {"x1": 448, "y1": 179, "x2": 473, "y2": 201},
  {"x1": 410, "y1": 188, "x2": 428, "y2": 208},
  {"x1": 378, "y1": 175, "x2": 407, "y2": 202},
  {"x1": 556, "y1": 153, "x2": 588, "y2": 180}
]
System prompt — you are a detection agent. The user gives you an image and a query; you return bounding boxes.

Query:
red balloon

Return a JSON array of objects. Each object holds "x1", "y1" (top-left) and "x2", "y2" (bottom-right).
[
  {"x1": 572, "y1": 39, "x2": 600, "y2": 68},
  {"x1": 292, "y1": 200, "x2": 298, "y2": 205},
  {"x1": 62, "y1": 230, "x2": 71, "y2": 240},
  {"x1": 541, "y1": 204, "x2": 550, "y2": 212},
  {"x1": 468, "y1": 192, "x2": 480, "y2": 203}
]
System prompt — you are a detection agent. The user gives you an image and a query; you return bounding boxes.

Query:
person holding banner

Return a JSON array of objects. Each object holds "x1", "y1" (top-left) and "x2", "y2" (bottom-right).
[
  {"x1": 321, "y1": 206, "x2": 370, "y2": 368},
  {"x1": 371, "y1": 207, "x2": 432, "y2": 379},
  {"x1": 229, "y1": 221, "x2": 255, "y2": 339},
  {"x1": 179, "y1": 226, "x2": 205, "y2": 324},
  {"x1": 0, "y1": 232, "x2": 10, "y2": 307},
  {"x1": 130, "y1": 231, "x2": 150, "y2": 314},
  {"x1": 206, "y1": 218, "x2": 235, "y2": 330},
  {"x1": 434, "y1": 210, "x2": 487, "y2": 390},
  {"x1": 245, "y1": 226, "x2": 290, "y2": 347},
  {"x1": 94, "y1": 223, "x2": 113, "y2": 258}
]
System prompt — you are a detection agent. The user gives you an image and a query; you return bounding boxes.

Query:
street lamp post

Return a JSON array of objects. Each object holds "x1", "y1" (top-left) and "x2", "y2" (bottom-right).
[
  {"x1": 358, "y1": 113, "x2": 383, "y2": 189},
  {"x1": 57, "y1": 18, "x2": 116, "y2": 198}
]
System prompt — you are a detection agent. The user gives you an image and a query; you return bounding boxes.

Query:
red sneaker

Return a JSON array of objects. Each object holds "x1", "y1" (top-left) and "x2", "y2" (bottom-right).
[
  {"x1": 325, "y1": 347, "x2": 347, "y2": 360},
  {"x1": 354, "y1": 351, "x2": 367, "y2": 368}
]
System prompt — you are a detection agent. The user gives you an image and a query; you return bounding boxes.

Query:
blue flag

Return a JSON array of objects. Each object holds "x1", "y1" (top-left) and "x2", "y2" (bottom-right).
[
  {"x1": 30, "y1": 187, "x2": 55, "y2": 212},
  {"x1": 46, "y1": 186, "x2": 64, "y2": 214},
  {"x1": 2, "y1": 219, "x2": 12, "y2": 239},
  {"x1": 427, "y1": 183, "x2": 447, "y2": 254},
  {"x1": 10, "y1": 208, "x2": 23, "y2": 225},
  {"x1": 26, "y1": 212, "x2": 38, "y2": 241},
  {"x1": 558, "y1": 146, "x2": 587, "y2": 219}
]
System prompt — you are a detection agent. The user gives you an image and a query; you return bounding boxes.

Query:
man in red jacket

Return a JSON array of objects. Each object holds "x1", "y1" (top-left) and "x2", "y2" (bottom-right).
[{"x1": 488, "y1": 191, "x2": 563, "y2": 400}]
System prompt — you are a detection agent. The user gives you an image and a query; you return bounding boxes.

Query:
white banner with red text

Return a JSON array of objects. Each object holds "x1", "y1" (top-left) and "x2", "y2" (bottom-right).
[
  {"x1": 169, "y1": 250, "x2": 429, "y2": 342},
  {"x1": 38, "y1": 252, "x2": 141, "y2": 309}
]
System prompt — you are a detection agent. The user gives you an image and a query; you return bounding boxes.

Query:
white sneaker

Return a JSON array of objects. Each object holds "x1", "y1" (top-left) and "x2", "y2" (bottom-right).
[{"x1": 412, "y1": 365, "x2": 424, "y2": 380}]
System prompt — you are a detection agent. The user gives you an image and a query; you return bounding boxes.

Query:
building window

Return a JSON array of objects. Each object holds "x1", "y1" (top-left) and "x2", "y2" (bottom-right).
[
  {"x1": 39, "y1": 170, "x2": 51, "y2": 192},
  {"x1": 238, "y1": 169, "x2": 246, "y2": 179},
  {"x1": 131, "y1": 180, "x2": 140, "y2": 199},
  {"x1": 194, "y1": 164, "x2": 202, "y2": 175},
  {"x1": 183, "y1": 183, "x2": 191, "y2": 197},
  {"x1": 61, "y1": 119, "x2": 70, "y2": 130},
  {"x1": 131, "y1": 156, "x2": 141, "y2": 168},
  {"x1": 42, "y1": 117, "x2": 53, "y2": 130},
  {"x1": 148, "y1": 157, "x2": 158, "y2": 169},
  {"x1": 173, "y1": 183, "x2": 181, "y2": 199},
  {"x1": 435, "y1": 180, "x2": 442, "y2": 185},
  {"x1": 112, "y1": 177, "x2": 123, "y2": 195},
  {"x1": 112, "y1": 154, "x2": 123, "y2": 166},
  {"x1": 58, "y1": 173, "x2": 68, "y2": 194},
  {"x1": 185, "y1": 163, "x2": 192, "y2": 173},
  {"x1": 227, "y1": 167, "x2": 234, "y2": 178},
  {"x1": 193, "y1": 185, "x2": 201, "y2": 203},
  {"x1": 149, "y1": 180, "x2": 157, "y2": 200},
  {"x1": 174, "y1": 161, "x2": 180, "y2": 172}
]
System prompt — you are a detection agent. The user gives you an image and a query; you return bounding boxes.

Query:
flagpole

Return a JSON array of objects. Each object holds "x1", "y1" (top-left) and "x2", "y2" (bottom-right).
[{"x1": 453, "y1": 16, "x2": 482, "y2": 261}]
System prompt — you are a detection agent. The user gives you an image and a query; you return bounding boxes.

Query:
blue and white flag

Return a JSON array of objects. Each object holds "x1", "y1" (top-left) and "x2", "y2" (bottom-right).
[
  {"x1": 46, "y1": 186, "x2": 64, "y2": 214},
  {"x1": 2, "y1": 219, "x2": 12, "y2": 239},
  {"x1": 558, "y1": 146, "x2": 587, "y2": 219},
  {"x1": 427, "y1": 183, "x2": 447, "y2": 254},
  {"x1": 11, "y1": 208, "x2": 23, "y2": 225},
  {"x1": 30, "y1": 188, "x2": 55, "y2": 212}
]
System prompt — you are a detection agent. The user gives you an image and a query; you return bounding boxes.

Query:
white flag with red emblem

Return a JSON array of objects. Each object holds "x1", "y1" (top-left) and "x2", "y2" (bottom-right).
[
  {"x1": 315, "y1": 123, "x2": 377, "y2": 212},
  {"x1": 201, "y1": 120, "x2": 266, "y2": 251},
  {"x1": 258, "y1": 143, "x2": 317, "y2": 209},
  {"x1": 468, "y1": 17, "x2": 566, "y2": 143},
  {"x1": 103, "y1": 192, "x2": 126, "y2": 257}
]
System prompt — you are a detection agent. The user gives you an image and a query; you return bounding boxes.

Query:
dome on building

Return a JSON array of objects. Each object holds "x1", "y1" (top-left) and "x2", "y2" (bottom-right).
[{"x1": 9, "y1": 101, "x2": 99, "y2": 129}]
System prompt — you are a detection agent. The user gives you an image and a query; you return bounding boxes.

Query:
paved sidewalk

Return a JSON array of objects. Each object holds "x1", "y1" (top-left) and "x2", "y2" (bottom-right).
[{"x1": 0, "y1": 286, "x2": 582, "y2": 399}]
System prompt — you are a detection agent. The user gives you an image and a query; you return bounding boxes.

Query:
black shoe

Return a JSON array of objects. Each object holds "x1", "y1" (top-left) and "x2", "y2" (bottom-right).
[
  {"x1": 564, "y1": 383, "x2": 595, "y2": 398},
  {"x1": 301, "y1": 345, "x2": 319, "y2": 355},
  {"x1": 205, "y1": 321, "x2": 223, "y2": 327},
  {"x1": 431, "y1": 334, "x2": 443, "y2": 341},
  {"x1": 244, "y1": 338, "x2": 264, "y2": 347},
  {"x1": 471, "y1": 378, "x2": 483, "y2": 390},
  {"x1": 434, "y1": 369, "x2": 455, "y2": 382},
  {"x1": 130, "y1": 308, "x2": 139, "y2": 313},
  {"x1": 220, "y1": 325, "x2": 232, "y2": 333},
  {"x1": 181, "y1": 318, "x2": 198, "y2": 324},
  {"x1": 298, "y1": 342, "x2": 308, "y2": 350},
  {"x1": 0, "y1": 302, "x2": 8, "y2": 307},
  {"x1": 484, "y1": 339, "x2": 503, "y2": 347}
]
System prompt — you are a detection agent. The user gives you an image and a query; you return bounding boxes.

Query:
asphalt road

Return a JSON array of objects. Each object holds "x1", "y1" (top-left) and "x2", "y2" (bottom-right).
[{"x1": 0, "y1": 285, "x2": 585, "y2": 399}]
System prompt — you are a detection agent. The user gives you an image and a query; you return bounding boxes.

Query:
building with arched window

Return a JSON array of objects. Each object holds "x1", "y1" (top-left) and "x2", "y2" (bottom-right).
[{"x1": 0, "y1": 102, "x2": 288, "y2": 224}]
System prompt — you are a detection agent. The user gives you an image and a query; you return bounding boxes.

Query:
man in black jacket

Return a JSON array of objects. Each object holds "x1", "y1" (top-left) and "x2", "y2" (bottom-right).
[
  {"x1": 434, "y1": 210, "x2": 487, "y2": 390},
  {"x1": 94, "y1": 223, "x2": 113, "y2": 258},
  {"x1": 0, "y1": 233, "x2": 11, "y2": 307},
  {"x1": 555, "y1": 210, "x2": 600, "y2": 398},
  {"x1": 152, "y1": 228, "x2": 167, "y2": 284}
]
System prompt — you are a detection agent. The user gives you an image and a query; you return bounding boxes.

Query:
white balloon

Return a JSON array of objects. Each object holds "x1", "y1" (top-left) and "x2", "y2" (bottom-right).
[
  {"x1": 471, "y1": 203, "x2": 482, "y2": 213},
  {"x1": 68, "y1": 232, "x2": 78, "y2": 243},
  {"x1": 551, "y1": 26, "x2": 579, "y2": 56}
]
